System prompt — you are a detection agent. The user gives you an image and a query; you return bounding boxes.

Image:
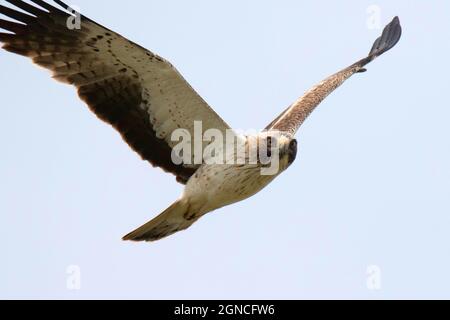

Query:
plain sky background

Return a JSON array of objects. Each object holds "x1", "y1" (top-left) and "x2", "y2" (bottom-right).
[{"x1": 1, "y1": 0, "x2": 449, "y2": 299}]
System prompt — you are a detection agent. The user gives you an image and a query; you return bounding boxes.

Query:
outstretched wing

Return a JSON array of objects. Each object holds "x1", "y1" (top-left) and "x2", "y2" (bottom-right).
[
  {"x1": 266, "y1": 17, "x2": 402, "y2": 136},
  {"x1": 0, "y1": 0, "x2": 231, "y2": 184}
]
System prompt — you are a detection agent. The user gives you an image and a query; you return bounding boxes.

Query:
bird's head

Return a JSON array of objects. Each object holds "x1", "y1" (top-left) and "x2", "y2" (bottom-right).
[{"x1": 256, "y1": 131, "x2": 298, "y2": 175}]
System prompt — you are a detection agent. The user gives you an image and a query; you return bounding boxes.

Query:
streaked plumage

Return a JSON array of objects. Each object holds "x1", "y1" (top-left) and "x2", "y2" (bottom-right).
[{"x1": 0, "y1": 0, "x2": 402, "y2": 242}]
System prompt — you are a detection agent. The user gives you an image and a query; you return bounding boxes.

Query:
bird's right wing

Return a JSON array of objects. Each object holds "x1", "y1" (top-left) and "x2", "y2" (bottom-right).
[
  {"x1": 266, "y1": 17, "x2": 402, "y2": 136},
  {"x1": 0, "y1": 0, "x2": 231, "y2": 184}
]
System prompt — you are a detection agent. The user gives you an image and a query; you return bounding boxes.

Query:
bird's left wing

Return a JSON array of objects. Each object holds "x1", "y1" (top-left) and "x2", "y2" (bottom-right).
[
  {"x1": 266, "y1": 17, "x2": 402, "y2": 136},
  {"x1": 0, "y1": 0, "x2": 231, "y2": 184}
]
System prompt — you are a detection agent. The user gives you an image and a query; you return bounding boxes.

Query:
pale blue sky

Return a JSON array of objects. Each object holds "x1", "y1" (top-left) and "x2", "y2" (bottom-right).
[{"x1": 1, "y1": 0, "x2": 449, "y2": 299}]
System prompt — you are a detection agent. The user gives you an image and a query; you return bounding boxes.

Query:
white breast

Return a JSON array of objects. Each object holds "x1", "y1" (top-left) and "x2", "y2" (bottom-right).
[{"x1": 183, "y1": 163, "x2": 277, "y2": 214}]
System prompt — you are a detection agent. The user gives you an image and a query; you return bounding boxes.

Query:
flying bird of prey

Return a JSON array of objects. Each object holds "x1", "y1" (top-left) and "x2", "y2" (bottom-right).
[{"x1": 0, "y1": 0, "x2": 401, "y2": 242}]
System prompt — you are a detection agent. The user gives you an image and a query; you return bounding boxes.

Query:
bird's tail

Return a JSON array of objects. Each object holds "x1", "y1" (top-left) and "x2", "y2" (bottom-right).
[{"x1": 122, "y1": 200, "x2": 195, "y2": 242}]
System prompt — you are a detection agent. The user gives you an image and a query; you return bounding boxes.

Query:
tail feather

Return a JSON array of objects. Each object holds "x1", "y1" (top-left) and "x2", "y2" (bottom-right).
[{"x1": 122, "y1": 200, "x2": 195, "y2": 242}]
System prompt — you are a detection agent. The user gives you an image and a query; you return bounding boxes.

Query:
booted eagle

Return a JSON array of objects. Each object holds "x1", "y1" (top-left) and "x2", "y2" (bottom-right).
[{"x1": 0, "y1": 0, "x2": 401, "y2": 242}]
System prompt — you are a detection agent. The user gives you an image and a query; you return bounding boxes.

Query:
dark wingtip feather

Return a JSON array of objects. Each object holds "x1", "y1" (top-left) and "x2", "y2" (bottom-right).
[
  {"x1": 0, "y1": 18, "x2": 26, "y2": 34},
  {"x1": 2, "y1": 43, "x2": 33, "y2": 56},
  {"x1": 4, "y1": 0, "x2": 47, "y2": 17},
  {"x1": 53, "y1": 0, "x2": 71, "y2": 11},
  {"x1": 29, "y1": 0, "x2": 69, "y2": 15},
  {"x1": 0, "y1": 4, "x2": 36, "y2": 23},
  {"x1": 0, "y1": 32, "x2": 15, "y2": 43},
  {"x1": 369, "y1": 16, "x2": 402, "y2": 58}
]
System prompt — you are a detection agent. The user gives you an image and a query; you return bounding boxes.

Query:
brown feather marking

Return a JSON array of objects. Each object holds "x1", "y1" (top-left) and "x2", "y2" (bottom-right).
[
  {"x1": 77, "y1": 75, "x2": 195, "y2": 183},
  {"x1": 0, "y1": 0, "x2": 197, "y2": 183},
  {"x1": 266, "y1": 17, "x2": 402, "y2": 136}
]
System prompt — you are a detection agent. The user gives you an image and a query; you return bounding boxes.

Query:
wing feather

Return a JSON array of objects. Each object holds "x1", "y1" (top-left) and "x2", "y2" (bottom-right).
[
  {"x1": 267, "y1": 17, "x2": 402, "y2": 136},
  {"x1": 0, "y1": 0, "x2": 230, "y2": 183}
]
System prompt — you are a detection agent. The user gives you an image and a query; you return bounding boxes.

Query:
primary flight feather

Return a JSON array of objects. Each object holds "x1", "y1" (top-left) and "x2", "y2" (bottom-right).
[{"x1": 0, "y1": 0, "x2": 401, "y2": 242}]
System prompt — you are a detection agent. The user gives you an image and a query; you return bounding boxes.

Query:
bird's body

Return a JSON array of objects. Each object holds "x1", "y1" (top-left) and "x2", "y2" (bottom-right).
[
  {"x1": 0, "y1": 0, "x2": 402, "y2": 242},
  {"x1": 125, "y1": 132, "x2": 296, "y2": 240},
  {"x1": 185, "y1": 132, "x2": 295, "y2": 210}
]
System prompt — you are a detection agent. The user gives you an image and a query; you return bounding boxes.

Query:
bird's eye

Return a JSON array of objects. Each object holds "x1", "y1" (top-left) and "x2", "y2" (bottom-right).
[{"x1": 290, "y1": 139, "x2": 297, "y2": 149}]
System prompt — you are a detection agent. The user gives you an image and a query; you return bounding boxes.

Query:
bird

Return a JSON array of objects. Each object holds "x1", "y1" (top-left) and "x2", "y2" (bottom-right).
[{"x1": 0, "y1": 0, "x2": 402, "y2": 242}]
